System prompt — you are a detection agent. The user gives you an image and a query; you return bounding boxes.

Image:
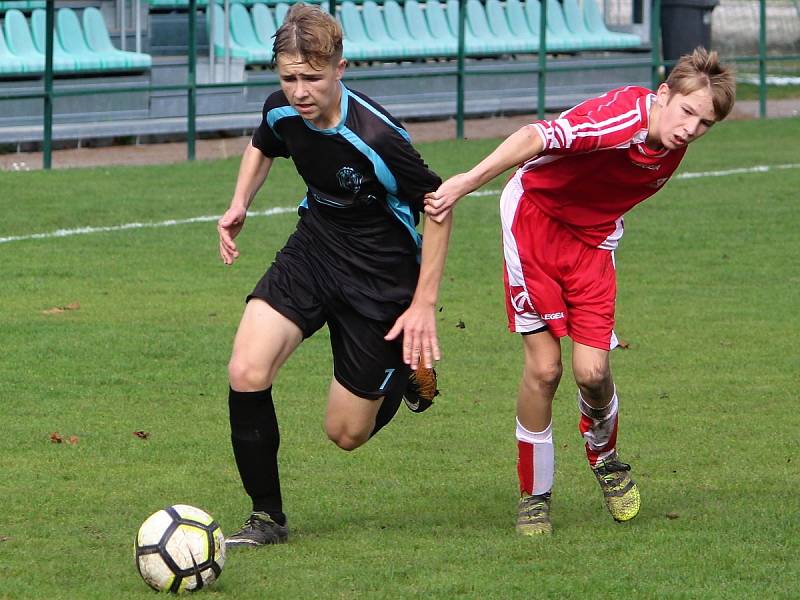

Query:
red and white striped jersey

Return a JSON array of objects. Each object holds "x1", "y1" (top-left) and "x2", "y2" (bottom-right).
[{"x1": 520, "y1": 86, "x2": 687, "y2": 249}]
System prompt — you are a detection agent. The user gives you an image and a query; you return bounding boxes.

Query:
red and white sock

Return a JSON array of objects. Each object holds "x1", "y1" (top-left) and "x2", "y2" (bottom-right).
[
  {"x1": 578, "y1": 388, "x2": 619, "y2": 467},
  {"x1": 516, "y1": 418, "x2": 554, "y2": 497}
]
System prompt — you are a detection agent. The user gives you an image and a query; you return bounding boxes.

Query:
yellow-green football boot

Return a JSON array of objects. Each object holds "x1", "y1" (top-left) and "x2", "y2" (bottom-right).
[
  {"x1": 516, "y1": 493, "x2": 553, "y2": 536},
  {"x1": 591, "y1": 453, "x2": 640, "y2": 522}
]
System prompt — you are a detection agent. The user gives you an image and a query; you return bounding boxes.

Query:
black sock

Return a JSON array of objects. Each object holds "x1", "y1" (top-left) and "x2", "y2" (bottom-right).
[
  {"x1": 370, "y1": 370, "x2": 407, "y2": 437},
  {"x1": 229, "y1": 387, "x2": 286, "y2": 526}
]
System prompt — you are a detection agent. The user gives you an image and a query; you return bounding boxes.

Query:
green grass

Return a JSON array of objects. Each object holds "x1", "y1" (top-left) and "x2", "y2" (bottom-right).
[{"x1": 1, "y1": 118, "x2": 798, "y2": 598}]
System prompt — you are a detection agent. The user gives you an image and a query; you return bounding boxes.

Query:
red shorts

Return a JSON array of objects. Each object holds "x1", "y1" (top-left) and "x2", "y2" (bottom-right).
[{"x1": 500, "y1": 173, "x2": 619, "y2": 351}]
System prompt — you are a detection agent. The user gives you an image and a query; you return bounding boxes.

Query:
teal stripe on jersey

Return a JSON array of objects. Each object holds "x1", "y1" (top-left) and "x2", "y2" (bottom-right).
[
  {"x1": 266, "y1": 106, "x2": 298, "y2": 139},
  {"x1": 339, "y1": 125, "x2": 420, "y2": 249},
  {"x1": 347, "y1": 91, "x2": 412, "y2": 143}
]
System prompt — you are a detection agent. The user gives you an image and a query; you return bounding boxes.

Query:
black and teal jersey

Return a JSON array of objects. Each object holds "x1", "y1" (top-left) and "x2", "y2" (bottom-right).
[{"x1": 251, "y1": 83, "x2": 442, "y2": 320}]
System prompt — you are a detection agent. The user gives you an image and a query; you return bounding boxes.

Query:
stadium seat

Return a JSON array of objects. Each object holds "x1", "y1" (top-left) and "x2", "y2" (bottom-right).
[
  {"x1": 424, "y1": 0, "x2": 461, "y2": 53},
  {"x1": 466, "y1": 0, "x2": 530, "y2": 54},
  {"x1": 384, "y1": 0, "x2": 453, "y2": 58},
  {"x1": 273, "y1": 1, "x2": 289, "y2": 24},
  {"x1": 207, "y1": 2, "x2": 270, "y2": 62},
  {"x1": 3, "y1": 9, "x2": 45, "y2": 72},
  {"x1": 543, "y1": 0, "x2": 592, "y2": 50},
  {"x1": 31, "y1": 9, "x2": 85, "y2": 71},
  {"x1": 229, "y1": 3, "x2": 269, "y2": 51},
  {"x1": 83, "y1": 7, "x2": 152, "y2": 70},
  {"x1": 582, "y1": 0, "x2": 640, "y2": 48},
  {"x1": 445, "y1": 0, "x2": 496, "y2": 55},
  {"x1": 523, "y1": 0, "x2": 577, "y2": 52},
  {"x1": 501, "y1": 0, "x2": 540, "y2": 49},
  {"x1": 402, "y1": 0, "x2": 457, "y2": 57},
  {"x1": 250, "y1": 2, "x2": 277, "y2": 49},
  {"x1": 361, "y1": 0, "x2": 411, "y2": 59},
  {"x1": 339, "y1": 0, "x2": 391, "y2": 61},
  {"x1": 56, "y1": 8, "x2": 109, "y2": 70},
  {"x1": 0, "y1": 20, "x2": 28, "y2": 74},
  {"x1": 561, "y1": 0, "x2": 619, "y2": 48}
]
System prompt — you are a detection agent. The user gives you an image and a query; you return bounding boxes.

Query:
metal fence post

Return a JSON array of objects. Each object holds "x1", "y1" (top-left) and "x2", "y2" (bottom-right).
[
  {"x1": 456, "y1": 0, "x2": 466, "y2": 139},
  {"x1": 651, "y1": 0, "x2": 662, "y2": 90},
  {"x1": 188, "y1": 0, "x2": 197, "y2": 160},
  {"x1": 758, "y1": 0, "x2": 766, "y2": 119},
  {"x1": 537, "y1": 0, "x2": 547, "y2": 119},
  {"x1": 43, "y1": 0, "x2": 55, "y2": 170}
]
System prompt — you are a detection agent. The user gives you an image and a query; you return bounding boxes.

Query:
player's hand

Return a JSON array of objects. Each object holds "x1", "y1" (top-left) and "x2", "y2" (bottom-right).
[
  {"x1": 217, "y1": 204, "x2": 248, "y2": 265},
  {"x1": 384, "y1": 301, "x2": 440, "y2": 370},
  {"x1": 424, "y1": 173, "x2": 473, "y2": 223}
]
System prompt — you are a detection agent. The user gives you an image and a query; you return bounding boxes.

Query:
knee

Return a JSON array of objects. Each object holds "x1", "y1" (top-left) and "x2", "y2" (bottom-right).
[
  {"x1": 228, "y1": 357, "x2": 270, "y2": 392},
  {"x1": 523, "y1": 359, "x2": 563, "y2": 391},
  {"x1": 573, "y1": 363, "x2": 612, "y2": 397},
  {"x1": 326, "y1": 428, "x2": 369, "y2": 452}
]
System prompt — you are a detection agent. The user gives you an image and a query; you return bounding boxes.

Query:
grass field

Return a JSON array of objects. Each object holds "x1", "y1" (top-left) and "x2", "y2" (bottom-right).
[{"x1": 1, "y1": 117, "x2": 798, "y2": 599}]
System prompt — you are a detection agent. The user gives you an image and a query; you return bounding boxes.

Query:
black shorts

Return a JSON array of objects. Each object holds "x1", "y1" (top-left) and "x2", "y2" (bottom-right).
[{"x1": 248, "y1": 231, "x2": 412, "y2": 401}]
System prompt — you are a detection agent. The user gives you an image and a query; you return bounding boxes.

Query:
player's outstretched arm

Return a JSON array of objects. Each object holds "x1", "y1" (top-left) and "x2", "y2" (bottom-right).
[
  {"x1": 425, "y1": 125, "x2": 545, "y2": 223},
  {"x1": 218, "y1": 141, "x2": 273, "y2": 264},
  {"x1": 385, "y1": 211, "x2": 454, "y2": 370}
]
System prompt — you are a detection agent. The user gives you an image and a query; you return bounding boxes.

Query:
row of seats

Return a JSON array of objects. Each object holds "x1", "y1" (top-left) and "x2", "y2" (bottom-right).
[
  {"x1": 0, "y1": 7, "x2": 151, "y2": 75},
  {"x1": 211, "y1": 0, "x2": 640, "y2": 64},
  {"x1": 149, "y1": 0, "x2": 323, "y2": 8},
  {"x1": 0, "y1": 1, "x2": 45, "y2": 12}
]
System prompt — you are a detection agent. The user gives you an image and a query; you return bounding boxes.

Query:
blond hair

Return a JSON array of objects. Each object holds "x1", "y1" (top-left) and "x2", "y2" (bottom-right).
[
  {"x1": 666, "y1": 47, "x2": 736, "y2": 121},
  {"x1": 272, "y1": 3, "x2": 343, "y2": 69}
]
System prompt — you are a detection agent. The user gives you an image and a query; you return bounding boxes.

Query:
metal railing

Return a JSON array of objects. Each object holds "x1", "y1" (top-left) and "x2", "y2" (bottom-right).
[{"x1": 0, "y1": 0, "x2": 792, "y2": 169}]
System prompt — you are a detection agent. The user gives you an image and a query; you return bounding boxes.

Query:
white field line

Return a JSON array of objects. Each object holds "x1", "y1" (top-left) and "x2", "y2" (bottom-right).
[{"x1": 2, "y1": 163, "x2": 799, "y2": 245}]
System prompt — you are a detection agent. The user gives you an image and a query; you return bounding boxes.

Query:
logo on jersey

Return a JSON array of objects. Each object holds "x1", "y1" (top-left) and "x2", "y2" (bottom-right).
[
  {"x1": 509, "y1": 286, "x2": 534, "y2": 314},
  {"x1": 542, "y1": 312, "x2": 565, "y2": 320},
  {"x1": 336, "y1": 166, "x2": 363, "y2": 194}
]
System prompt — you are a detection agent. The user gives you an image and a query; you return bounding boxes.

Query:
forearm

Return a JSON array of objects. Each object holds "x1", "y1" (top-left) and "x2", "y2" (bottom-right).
[
  {"x1": 230, "y1": 141, "x2": 273, "y2": 209},
  {"x1": 462, "y1": 125, "x2": 545, "y2": 193},
  {"x1": 412, "y1": 212, "x2": 454, "y2": 307}
]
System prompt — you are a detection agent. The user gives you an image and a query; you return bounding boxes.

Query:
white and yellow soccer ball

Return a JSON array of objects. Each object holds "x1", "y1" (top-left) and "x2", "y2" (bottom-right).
[{"x1": 134, "y1": 504, "x2": 225, "y2": 593}]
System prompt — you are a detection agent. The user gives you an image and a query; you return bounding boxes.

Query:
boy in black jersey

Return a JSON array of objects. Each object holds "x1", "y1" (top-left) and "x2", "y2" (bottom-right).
[{"x1": 217, "y1": 3, "x2": 452, "y2": 547}]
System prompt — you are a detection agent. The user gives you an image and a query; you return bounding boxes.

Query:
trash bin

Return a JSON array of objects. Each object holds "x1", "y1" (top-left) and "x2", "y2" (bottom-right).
[{"x1": 660, "y1": 0, "x2": 719, "y2": 63}]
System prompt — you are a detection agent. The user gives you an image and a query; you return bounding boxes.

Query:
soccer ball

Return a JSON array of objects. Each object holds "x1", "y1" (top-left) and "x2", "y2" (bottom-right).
[{"x1": 134, "y1": 504, "x2": 225, "y2": 593}]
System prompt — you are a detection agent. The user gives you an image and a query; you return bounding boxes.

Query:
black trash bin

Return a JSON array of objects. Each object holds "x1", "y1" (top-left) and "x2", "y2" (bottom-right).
[{"x1": 660, "y1": 0, "x2": 719, "y2": 63}]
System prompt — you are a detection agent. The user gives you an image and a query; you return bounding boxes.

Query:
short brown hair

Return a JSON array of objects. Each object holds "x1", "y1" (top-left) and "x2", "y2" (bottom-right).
[
  {"x1": 666, "y1": 47, "x2": 736, "y2": 121},
  {"x1": 272, "y1": 3, "x2": 343, "y2": 69}
]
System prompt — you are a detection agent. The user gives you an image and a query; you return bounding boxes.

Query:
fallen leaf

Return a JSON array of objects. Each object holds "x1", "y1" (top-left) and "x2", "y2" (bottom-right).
[
  {"x1": 0, "y1": 535, "x2": 10, "y2": 543},
  {"x1": 133, "y1": 430, "x2": 150, "y2": 440},
  {"x1": 42, "y1": 302, "x2": 80, "y2": 315},
  {"x1": 617, "y1": 339, "x2": 630, "y2": 349},
  {"x1": 66, "y1": 435, "x2": 79, "y2": 445},
  {"x1": 50, "y1": 432, "x2": 63, "y2": 443},
  {"x1": 455, "y1": 320, "x2": 465, "y2": 329},
  {"x1": 665, "y1": 512, "x2": 680, "y2": 520}
]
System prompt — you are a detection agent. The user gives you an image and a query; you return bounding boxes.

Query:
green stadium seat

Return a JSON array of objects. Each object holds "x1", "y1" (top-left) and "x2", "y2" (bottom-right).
[
  {"x1": 0, "y1": 1, "x2": 45, "y2": 12},
  {"x1": 361, "y1": 0, "x2": 411, "y2": 59},
  {"x1": 273, "y1": 1, "x2": 289, "y2": 24},
  {"x1": 384, "y1": 0, "x2": 453, "y2": 58},
  {"x1": 339, "y1": 0, "x2": 392, "y2": 61},
  {"x1": 523, "y1": 0, "x2": 577, "y2": 52},
  {"x1": 0, "y1": 19, "x2": 28, "y2": 74},
  {"x1": 56, "y1": 8, "x2": 110, "y2": 69},
  {"x1": 31, "y1": 9, "x2": 85, "y2": 71},
  {"x1": 445, "y1": 0, "x2": 495, "y2": 55},
  {"x1": 582, "y1": 0, "x2": 640, "y2": 49},
  {"x1": 207, "y1": 2, "x2": 269, "y2": 62},
  {"x1": 543, "y1": 0, "x2": 592, "y2": 50},
  {"x1": 402, "y1": 0, "x2": 457, "y2": 57},
  {"x1": 3, "y1": 9, "x2": 44, "y2": 71},
  {"x1": 466, "y1": 0, "x2": 530, "y2": 54},
  {"x1": 424, "y1": 1, "x2": 461, "y2": 53},
  {"x1": 250, "y1": 2, "x2": 277, "y2": 49},
  {"x1": 561, "y1": 0, "x2": 621, "y2": 48},
  {"x1": 229, "y1": 3, "x2": 270, "y2": 52},
  {"x1": 502, "y1": 0, "x2": 540, "y2": 48},
  {"x1": 83, "y1": 7, "x2": 152, "y2": 69}
]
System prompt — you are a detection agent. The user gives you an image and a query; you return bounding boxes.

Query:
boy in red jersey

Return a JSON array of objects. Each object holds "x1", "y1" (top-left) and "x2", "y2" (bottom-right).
[{"x1": 425, "y1": 48, "x2": 735, "y2": 534}]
